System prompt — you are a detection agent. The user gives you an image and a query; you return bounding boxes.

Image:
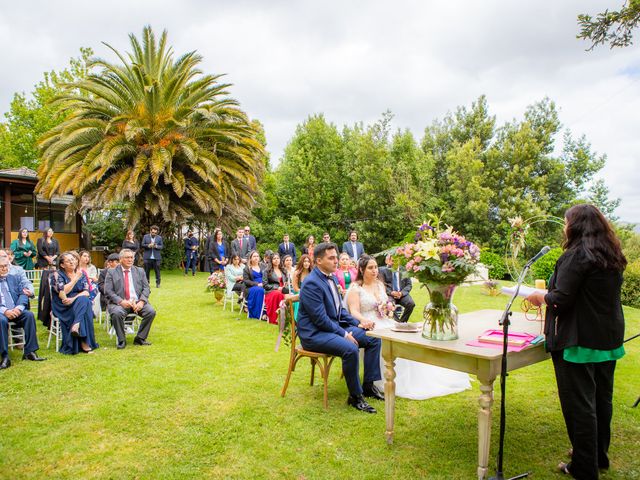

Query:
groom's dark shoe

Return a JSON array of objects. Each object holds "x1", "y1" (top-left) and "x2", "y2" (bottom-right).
[
  {"x1": 362, "y1": 383, "x2": 385, "y2": 401},
  {"x1": 347, "y1": 395, "x2": 377, "y2": 414}
]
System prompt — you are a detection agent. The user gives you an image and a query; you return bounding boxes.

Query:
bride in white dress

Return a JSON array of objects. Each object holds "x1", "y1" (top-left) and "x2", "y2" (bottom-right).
[{"x1": 345, "y1": 255, "x2": 471, "y2": 400}]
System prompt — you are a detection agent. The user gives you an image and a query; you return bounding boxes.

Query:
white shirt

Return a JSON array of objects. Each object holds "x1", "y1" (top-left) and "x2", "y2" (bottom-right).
[
  {"x1": 351, "y1": 242, "x2": 358, "y2": 261},
  {"x1": 123, "y1": 268, "x2": 138, "y2": 302}
]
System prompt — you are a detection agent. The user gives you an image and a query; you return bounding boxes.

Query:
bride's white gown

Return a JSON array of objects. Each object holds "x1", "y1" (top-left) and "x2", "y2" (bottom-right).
[{"x1": 346, "y1": 283, "x2": 471, "y2": 400}]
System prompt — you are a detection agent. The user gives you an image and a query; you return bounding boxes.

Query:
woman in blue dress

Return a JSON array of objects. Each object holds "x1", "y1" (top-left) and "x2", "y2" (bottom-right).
[
  {"x1": 212, "y1": 229, "x2": 228, "y2": 271},
  {"x1": 51, "y1": 251, "x2": 99, "y2": 354},
  {"x1": 243, "y1": 250, "x2": 265, "y2": 319}
]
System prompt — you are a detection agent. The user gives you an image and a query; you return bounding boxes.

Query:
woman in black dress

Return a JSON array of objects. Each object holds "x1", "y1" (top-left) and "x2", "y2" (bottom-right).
[
  {"x1": 122, "y1": 230, "x2": 140, "y2": 263},
  {"x1": 527, "y1": 204, "x2": 626, "y2": 479},
  {"x1": 36, "y1": 227, "x2": 60, "y2": 269}
]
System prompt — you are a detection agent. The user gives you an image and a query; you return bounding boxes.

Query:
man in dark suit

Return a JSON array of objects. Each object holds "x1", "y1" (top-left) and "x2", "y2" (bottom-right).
[
  {"x1": 230, "y1": 228, "x2": 250, "y2": 262},
  {"x1": 184, "y1": 231, "x2": 199, "y2": 276},
  {"x1": 142, "y1": 225, "x2": 163, "y2": 287},
  {"x1": 379, "y1": 254, "x2": 415, "y2": 323},
  {"x1": 278, "y1": 234, "x2": 297, "y2": 264},
  {"x1": 98, "y1": 253, "x2": 120, "y2": 311},
  {"x1": 0, "y1": 256, "x2": 46, "y2": 369},
  {"x1": 297, "y1": 243, "x2": 382, "y2": 413},
  {"x1": 104, "y1": 249, "x2": 156, "y2": 349},
  {"x1": 243, "y1": 226, "x2": 257, "y2": 251},
  {"x1": 342, "y1": 230, "x2": 365, "y2": 262}
]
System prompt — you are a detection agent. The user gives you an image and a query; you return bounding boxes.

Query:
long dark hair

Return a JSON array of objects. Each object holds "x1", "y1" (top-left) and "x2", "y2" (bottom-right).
[
  {"x1": 355, "y1": 254, "x2": 379, "y2": 286},
  {"x1": 563, "y1": 204, "x2": 627, "y2": 271},
  {"x1": 266, "y1": 252, "x2": 281, "y2": 277}
]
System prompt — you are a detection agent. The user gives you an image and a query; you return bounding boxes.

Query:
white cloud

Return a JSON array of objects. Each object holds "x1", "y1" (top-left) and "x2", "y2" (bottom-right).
[{"x1": 1, "y1": 0, "x2": 638, "y2": 221}]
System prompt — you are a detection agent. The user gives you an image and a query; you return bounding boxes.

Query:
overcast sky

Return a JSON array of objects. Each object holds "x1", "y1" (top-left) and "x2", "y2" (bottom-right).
[{"x1": 1, "y1": 1, "x2": 639, "y2": 222}]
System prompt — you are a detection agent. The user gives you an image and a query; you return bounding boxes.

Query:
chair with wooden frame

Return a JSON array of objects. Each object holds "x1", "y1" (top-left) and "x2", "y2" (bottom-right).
[{"x1": 280, "y1": 299, "x2": 338, "y2": 409}]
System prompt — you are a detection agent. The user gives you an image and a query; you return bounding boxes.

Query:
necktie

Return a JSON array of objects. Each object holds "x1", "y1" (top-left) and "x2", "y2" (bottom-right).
[
  {"x1": 286, "y1": 242, "x2": 289, "y2": 251},
  {"x1": 240, "y1": 238, "x2": 243, "y2": 249},
  {"x1": 0, "y1": 279, "x2": 15, "y2": 309},
  {"x1": 352, "y1": 242, "x2": 357, "y2": 260},
  {"x1": 124, "y1": 269, "x2": 130, "y2": 300},
  {"x1": 394, "y1": 271, "x2": 400, "y2": 291}
]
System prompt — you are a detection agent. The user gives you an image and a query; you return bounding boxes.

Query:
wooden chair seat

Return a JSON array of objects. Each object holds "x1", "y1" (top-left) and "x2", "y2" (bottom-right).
[{"x1": 280, "y1": 299, "x2": 338, "y2": 409}]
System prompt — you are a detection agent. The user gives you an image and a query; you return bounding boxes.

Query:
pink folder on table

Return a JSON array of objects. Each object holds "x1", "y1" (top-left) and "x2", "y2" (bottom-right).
[{"x1": 466, "y1": 329, "x2": 537, "y2": 352}]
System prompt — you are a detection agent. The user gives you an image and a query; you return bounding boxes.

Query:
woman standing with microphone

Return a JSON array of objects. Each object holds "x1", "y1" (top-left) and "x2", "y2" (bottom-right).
[{"x1": 527, "y1": 204, "x2": 626, "y2": 479}]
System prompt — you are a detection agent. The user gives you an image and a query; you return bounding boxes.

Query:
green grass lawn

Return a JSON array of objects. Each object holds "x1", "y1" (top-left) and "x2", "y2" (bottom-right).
[{"x1": 1, "y1": 271, "x2": 638, "y2": 479}]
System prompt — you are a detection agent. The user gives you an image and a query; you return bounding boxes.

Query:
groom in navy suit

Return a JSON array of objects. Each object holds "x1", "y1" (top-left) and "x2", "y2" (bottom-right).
[{"x1": 297, "y1": 243, "x2": 383, "y2": 413}]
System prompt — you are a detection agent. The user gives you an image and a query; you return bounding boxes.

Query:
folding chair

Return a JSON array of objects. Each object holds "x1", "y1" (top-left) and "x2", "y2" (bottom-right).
[{"x1": 280, "y1": 299, "x2": 337, "y2": 409}]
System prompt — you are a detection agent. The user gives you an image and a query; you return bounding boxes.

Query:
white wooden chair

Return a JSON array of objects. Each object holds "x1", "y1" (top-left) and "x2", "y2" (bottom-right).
[
  {"x1": 24, "y1": 269, "x2": 42, "y2": 308},
  {"x1": 223, "y1": 290, "x2": 241, "y2": 312}
]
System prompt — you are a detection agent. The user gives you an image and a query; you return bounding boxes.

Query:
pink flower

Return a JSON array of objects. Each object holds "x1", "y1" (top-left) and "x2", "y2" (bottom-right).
[
  {"x1": 414, "y1": 256, "x2": 423, "y2": 263},
  {"x1": 406, "y1": 260, "x2": 414, "y2": 270}
]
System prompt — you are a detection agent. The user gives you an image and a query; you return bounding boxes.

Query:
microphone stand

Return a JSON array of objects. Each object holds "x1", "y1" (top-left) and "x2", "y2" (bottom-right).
[{"x1": 490, "y1": 261, "x2": 533, "y2": 480}]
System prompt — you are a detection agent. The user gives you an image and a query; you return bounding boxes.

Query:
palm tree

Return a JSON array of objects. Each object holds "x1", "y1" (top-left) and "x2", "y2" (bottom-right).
[{"x1": 37, "y1": 26, "x2": 265, "y2": 228}]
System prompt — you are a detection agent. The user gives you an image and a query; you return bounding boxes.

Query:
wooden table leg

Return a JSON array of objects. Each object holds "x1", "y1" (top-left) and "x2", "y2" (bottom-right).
[
  {"x1": 382, "y1": 342, "x2": 396, "y2": 445},
  {"x1": 477, "y1": 377, "x2": 495, "y2": 480}
]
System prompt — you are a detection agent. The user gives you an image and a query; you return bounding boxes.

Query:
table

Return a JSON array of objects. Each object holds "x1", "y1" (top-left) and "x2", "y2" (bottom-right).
[{"x1": 367, "y1": 309, "x2": 549, "y2": 480}]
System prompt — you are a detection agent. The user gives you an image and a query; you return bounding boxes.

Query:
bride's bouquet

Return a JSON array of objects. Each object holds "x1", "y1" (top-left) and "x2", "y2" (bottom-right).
[{"x1": 377, "y1": 300, "x2": 397, "y2": 319}]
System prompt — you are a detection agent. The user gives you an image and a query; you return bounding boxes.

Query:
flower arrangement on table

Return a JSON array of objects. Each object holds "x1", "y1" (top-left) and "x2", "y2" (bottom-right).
[
  {"x1": 377, "y1": 300, "x2": 397, "y2": 319},
  {"x1": 391, "y1": 218, "x2": 480, "y2": 340}
]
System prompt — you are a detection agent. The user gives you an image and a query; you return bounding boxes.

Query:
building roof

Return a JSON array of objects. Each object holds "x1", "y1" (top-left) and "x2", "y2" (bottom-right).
[{"x1": 0, "y1": 167, "x2": 38, "y2": 180}]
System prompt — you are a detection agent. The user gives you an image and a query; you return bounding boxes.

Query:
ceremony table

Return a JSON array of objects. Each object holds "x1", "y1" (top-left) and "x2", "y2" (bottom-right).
[{"x1": 367, "y1": 309, "x2": 550, "y2": 480}]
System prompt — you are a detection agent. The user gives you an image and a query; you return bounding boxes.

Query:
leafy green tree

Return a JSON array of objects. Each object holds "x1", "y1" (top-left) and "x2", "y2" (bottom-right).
[
  {"x1": 578, "y1": 1, "x2": 640, "y2": 50},
  {"x1": 274, "y1": 114, "x2": 346, "y2": 227},
  {"x1": 37, "y1": 26, "x2": 265, "y2": 229},
  {"x1": 0, "y1": 48, "x2": 92, "y2": 168}
]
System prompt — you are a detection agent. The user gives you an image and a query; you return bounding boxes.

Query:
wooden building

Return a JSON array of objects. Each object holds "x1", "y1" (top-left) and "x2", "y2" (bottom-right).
[{"x1": 0, "y1": 167, "x2": 85, "y2": 251}]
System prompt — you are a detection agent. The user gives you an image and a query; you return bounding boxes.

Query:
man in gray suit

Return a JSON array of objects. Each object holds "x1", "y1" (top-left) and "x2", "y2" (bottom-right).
[
  {"x1": 230, "y1": 228, "x2": 250, "y2": 262},
  {"x1": 104, "y1": 249, "x2": 156, "y2": 349}
]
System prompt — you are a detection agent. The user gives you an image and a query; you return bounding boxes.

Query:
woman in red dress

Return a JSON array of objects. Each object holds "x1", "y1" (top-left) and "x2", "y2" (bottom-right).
[{"x1": 263, "y1": 253, "x2": 288, "y2": 324}]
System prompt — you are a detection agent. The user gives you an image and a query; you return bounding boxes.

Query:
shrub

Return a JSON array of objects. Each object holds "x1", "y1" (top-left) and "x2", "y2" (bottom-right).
[
  {"x1": 622, "y1": 260, "x2": 640, "y2": 308},
  {"x1": 161, "y1": 237, "x2": 184, "y2": 270},
  {"x1": 479, "y1": 251, "x2": 507, "y2": 279},
  {"x1": 530, "y1": 247, "x2": 563, "y2": 284}
]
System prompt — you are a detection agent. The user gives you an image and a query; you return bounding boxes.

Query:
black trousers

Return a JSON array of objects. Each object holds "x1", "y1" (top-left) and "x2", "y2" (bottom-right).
[
  {"x1": 393, "y1": 294, "x2": 415, "y2": 323},
  {"x1": 552, "y1": 351, "x2": 616, "y2": 480},
  {"x1": 143, "y1": 259, "x2": 161, "y2": 286}
]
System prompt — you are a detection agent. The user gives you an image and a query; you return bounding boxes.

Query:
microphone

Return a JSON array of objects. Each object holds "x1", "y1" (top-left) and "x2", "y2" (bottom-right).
[{"x1": 524, "y1": 246, "x2": 551, "y2": 268}]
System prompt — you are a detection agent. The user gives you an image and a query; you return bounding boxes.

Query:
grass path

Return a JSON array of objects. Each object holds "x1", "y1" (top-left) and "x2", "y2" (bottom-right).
[{"x1": 0, "y1": 271, "x2": 638, "y2": 479}]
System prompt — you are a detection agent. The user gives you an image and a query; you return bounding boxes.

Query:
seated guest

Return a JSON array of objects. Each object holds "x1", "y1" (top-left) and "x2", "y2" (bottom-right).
[
  {"x1": 0, "y1": 249, "x2": 35, "y2": 298},
  {"x1": 78, "y1": 249, "x2": 99, "y2": 316},
  {"x1": 297, "y1": 243, "x2": 382, "y2": 413},
  {"x1": 301, "y1": 235, "x2": 316, "y2": 262},
  {"x1": 334, "y1": 252, "x2": 358, "y2": 294},
  {"x1": 281, "y1": 255, "x2": 295, "y2": 293},
  {"x1": 104, "y1": 249, "x2": 156, "y2": 350},
  {"x1": 264, "y1": 253, "x2": 288, "y2": 324},
  {"x1": 259, "y1": 250, "x2": 273, "y2": 271},
  {"x1": 0, "y1": 256, "x2": 46, "y2": 369},
  {"x1": 379, "y1": 254, "x2": 415, "y2": 323},
  {"x1": 243, "y1": 250, "x2": 265, "y2": 320},
  {"x1": 98, "y1": 253, "x2": 120, "y2": 311},
  {"x1": 51, "y1": 251, "x2": 99, "y2": 355},
  {"x1": 224, "y1": 254, "x2": 246, "y2": 303},
  {"x1": 291, "y1": 254, "x2": 312, "y2": 319},
  {"x1": 10, "y1": 228, "x2": 36, "y2": 270},
  {"x1": 278, "y1": 234, "x2": 297, "y2": 264}
]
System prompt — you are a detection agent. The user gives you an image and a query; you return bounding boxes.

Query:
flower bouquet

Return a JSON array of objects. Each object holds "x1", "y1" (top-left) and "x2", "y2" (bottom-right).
[
  {"x1": 206, "y1": 271, "x2": 227, "y2": 303},
  {"x1": 392, "y1": 218, "x2": 480, "y2": 340},
  {"x1": 377, "y1": 300, "x2": 397, "y2": 319}
]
